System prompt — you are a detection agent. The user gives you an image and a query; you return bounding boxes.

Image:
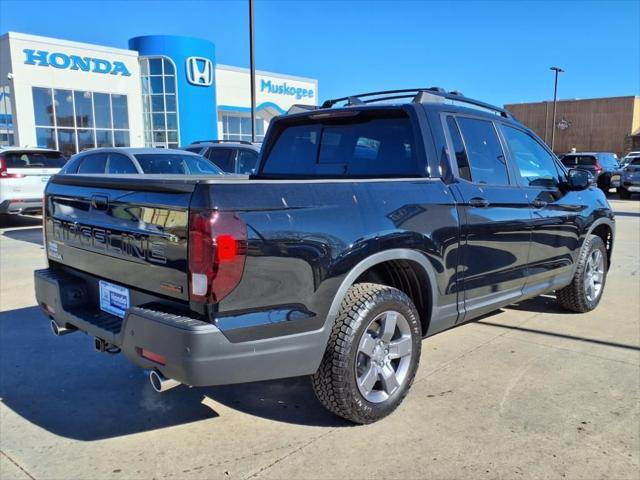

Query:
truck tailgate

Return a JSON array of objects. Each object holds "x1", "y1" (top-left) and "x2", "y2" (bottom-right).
[{"x1": 44, "y1": 175, "x2": 197, "y2": 302}]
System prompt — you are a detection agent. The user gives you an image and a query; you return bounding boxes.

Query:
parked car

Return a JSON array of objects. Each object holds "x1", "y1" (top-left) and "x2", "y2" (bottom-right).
[
  {"x1": 60, "y1": 148, "x2": 224, "y2": 175},
  {"x1": 35, "y1": 88, "x2": 614, "y2": 424},
  {"x1": 0, "y1": 147, "x2": 66, "y2": 217},
  {"x1": 560, "y1": 152, "x2": 619, "y2": 194},
  {"x1": 620, "y1": 152, "x2": 640, "y2": 169},
  {"x1": 184, "y1": 140, "x2": 260, "y2": 174},
  {"x1": 618, "y1": 157, "x2": 640, "y2": 199}
]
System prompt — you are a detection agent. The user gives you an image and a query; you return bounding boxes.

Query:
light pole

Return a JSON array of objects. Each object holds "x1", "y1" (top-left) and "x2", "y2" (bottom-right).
[
  {"x1": 249, "y1": 0, "x2": 256, "y2": 143},
  {"x1": 549, "y1": 66, "x2": 564, "y2": 152}
]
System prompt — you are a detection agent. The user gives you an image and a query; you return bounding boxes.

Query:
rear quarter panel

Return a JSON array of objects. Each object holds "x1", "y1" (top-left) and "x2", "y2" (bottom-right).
[{"x1": 207, "y1": 178, "x2": 461, "y2": 330}]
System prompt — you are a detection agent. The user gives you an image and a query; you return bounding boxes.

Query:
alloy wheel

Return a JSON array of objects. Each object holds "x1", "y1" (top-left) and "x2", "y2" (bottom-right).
[{"x1": 355, "y1": 310, "x2": 413, "y2": 403}]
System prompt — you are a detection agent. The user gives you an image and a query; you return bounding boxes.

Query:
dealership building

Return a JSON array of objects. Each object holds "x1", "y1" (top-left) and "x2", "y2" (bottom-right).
[
  {"x1": 505, "y1": 96, "x2": 640, "y2": 157},
  {"x1": 0, "y1": 32, "x2": 318, "y2": 155}
]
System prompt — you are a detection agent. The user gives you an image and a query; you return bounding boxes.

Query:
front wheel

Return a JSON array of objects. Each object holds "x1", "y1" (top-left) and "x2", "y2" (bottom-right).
[
  {"x1": 556, "y1": 234, "x2": 608, "y2": 313},
  {"x1": 312, "y1": 283, "x2": 422, "y2": 424}
]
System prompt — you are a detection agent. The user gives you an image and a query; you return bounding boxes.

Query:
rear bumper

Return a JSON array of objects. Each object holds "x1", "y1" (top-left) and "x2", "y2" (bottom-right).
[
  {"x1": 34, "y1": 268, "x2": 327, "y2": 386},
  {"x1": 0, "y1": 198, "x2": 42, "y2": 215}
]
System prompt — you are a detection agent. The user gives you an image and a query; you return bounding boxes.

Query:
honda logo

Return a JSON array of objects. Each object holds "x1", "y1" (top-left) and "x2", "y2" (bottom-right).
[{"x1": 185, "y1": 57, "x2": 213, "y2": 86}]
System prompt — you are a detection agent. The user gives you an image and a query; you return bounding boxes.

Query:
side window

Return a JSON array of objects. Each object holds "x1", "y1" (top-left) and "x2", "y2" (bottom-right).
[
  {"x1": 237, "y1": 149, "x2": 258, "y2": 174},
  {"x1": 206, "y1": 148, "x2": 235, "y2": 172},
  {"x1": 106, "y1": 153, "x2": 138, "y2": 174},
  {"x1": 446, "y1": 116, "x2": 471, "y2": 181},
  {"x1": 502, "y1": 126, "x2": 560, "y2": 188},
  {"x1": 456, "y1": 117, "x2": 509, "y2": 185},
  {"x1": 77, "y1": 153, "x2": 107, "y2": 174}
]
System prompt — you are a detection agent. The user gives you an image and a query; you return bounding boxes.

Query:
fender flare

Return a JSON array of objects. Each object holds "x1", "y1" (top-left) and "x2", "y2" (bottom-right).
[
  {"x1": 324, "y1": 248, "x2": 441, "y2": 331},
  {"x1": 572, "y1": 216, "x2": 615, "y2": 276}
]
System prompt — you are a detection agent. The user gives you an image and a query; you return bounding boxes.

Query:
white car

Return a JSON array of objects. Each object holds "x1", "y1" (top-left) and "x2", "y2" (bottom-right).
[{"x1": 0, "y1": 147, "x2": 67, "y2": 216}]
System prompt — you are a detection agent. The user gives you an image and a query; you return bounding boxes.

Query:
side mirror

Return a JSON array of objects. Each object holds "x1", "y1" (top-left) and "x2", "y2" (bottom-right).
[{"x1": 567, "y1": 168, "x2": 594, "y2": 191}]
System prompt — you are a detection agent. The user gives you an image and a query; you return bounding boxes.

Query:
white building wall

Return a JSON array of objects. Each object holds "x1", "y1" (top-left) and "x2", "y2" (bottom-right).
[
  {"x1": 4, "y1": 32, "x2": 144, "y2": 148},
  {"x1": 215, "y1": 65, "x2": 317, "y2": 139}
]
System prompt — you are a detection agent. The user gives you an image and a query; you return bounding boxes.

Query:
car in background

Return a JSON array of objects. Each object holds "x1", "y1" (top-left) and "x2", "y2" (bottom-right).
[
  {"x1": 618, "y1": 157, "x2": 640, "y2": 199},
  {"x1": 0, "y1": 147, "x2": 66, "y2": 217},
  {"x1": 560, "y1": 152, "x2": 619, "y2": 195},
  {"x1": 620, "y1": 151, "x2": 640, "y2": 169},
  {"x1": 184, "y1": 140, "x2": 260, "y2": 174},
  {"x1": 60, "y1": 148, "x2": 224, "y2": 175}
]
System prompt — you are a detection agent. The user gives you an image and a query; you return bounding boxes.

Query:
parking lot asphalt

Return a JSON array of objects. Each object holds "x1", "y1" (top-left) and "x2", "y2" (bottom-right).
[{"x1": 0, "y1": 199, "x2": 638, "y2": 480}]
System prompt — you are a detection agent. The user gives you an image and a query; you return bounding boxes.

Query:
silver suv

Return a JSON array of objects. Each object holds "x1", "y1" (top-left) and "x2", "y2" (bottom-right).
[{"x1": 184, "y1": 140, "x2": 260, "y2": 174}]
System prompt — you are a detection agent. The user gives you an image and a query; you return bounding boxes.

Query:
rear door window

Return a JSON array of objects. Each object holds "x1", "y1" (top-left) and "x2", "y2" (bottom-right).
[
  {"x1": 134, "y1": 154, "x2": 222, "y2": 174},
  {"x1": 237, "y1": 149, "x2": 259, "y2": 174},
  {"x1": 77, "y1": 153, "x2": 107, "y2": 173},
  {"x1": 206, "y1": 148, "x2": 235, "y2": 172},
  {"x1": 106, "y1": 153, "x2": 138, "y2": 174},
  {"x1": 456, "y1": 117, "x2": 509, "y2": 185},
  {"x1": 445, "y1": 116, "x2": 471, "y2": 181},
  {"x1": 261, "y1": 113, "x2": 420, "y2": 177}
]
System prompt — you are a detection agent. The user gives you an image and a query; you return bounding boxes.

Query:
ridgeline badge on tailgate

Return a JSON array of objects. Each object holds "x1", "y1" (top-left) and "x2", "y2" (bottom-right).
[{"x1": 51, "y1": 219, "x2": 167, "y2": 264}]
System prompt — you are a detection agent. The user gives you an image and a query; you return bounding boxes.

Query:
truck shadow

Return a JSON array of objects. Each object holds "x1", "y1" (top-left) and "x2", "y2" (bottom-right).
[
  {"x1": 0, "y1": 215, "x2": 42, "y2": 229},
  {"x1": 0, "y1": 306, "x2": 346, "y2": 441},
  {"x1": 2, "y1": 227, "x2": 44, "y2": 246}
]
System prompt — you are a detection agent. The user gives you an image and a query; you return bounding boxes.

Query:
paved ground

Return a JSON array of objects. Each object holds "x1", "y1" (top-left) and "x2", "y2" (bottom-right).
[{"x1": 1, "y1": 199, "x2": 638, "y2": 480}]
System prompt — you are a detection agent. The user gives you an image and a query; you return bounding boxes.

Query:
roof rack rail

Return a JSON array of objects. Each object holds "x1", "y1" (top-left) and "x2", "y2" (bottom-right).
[
  {"x1": 191, "y1": 139, "x2": 254, "y2": 145},
  {"x1": 321, "y1": 88, "x2": 513, "y2": 119}
]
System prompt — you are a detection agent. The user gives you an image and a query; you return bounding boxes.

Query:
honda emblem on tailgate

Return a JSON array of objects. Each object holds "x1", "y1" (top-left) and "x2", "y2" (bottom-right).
[{"x1": 185, "y1": 57, "x2": 213, "y2": 86}]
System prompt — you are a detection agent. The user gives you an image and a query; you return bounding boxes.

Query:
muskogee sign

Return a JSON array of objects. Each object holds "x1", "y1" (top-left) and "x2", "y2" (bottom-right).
[
  {"x1": 260, "y1": 79, "x2": 314, "y2": 100},
  {"x1": 23, "y1": 49, "x2": 132, "y2": 76}
]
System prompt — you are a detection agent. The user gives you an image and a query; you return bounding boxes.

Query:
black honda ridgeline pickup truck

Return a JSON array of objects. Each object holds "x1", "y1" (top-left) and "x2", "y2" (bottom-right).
[{"x1": 35, "y1": 89, "x2": 615, "y2": 424}]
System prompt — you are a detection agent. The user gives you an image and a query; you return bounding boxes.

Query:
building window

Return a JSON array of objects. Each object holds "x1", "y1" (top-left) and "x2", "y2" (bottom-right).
[
  {"x1": 31, "y1": 87, "x2": 130, "y2": 157},
  {"x1": 221, "y1": 113, "x2": 265, "y2": 142},
  {"x1": 0, "y1": 84, "x2": 15, "y2": 147},
  {"x1": 140, "y1": 57, "x2": 179, "y2": 148}
]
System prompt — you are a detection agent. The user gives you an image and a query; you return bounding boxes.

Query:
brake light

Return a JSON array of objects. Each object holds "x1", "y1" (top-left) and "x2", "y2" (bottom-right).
[
  {"x1": 594, "y1": 160, "x2": 603, "y2": 173},
  {"x1": 188, "y1": 210, "x2": 247, "y2": 303},
  {"x1": 0, "y1": 156, "x2": 25, "y2": 179}
]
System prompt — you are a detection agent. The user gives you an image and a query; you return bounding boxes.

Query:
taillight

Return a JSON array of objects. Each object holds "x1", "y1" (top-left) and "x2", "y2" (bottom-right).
[
  {"x1": 594, "y1": 160, "x2": 603, "y2": 173},
  {"x1": 0, "y1": 156, "x2": 25, "y2": 179},
  {"x1": 188, "y1": 210, "x2": 247, "y2": 303}
]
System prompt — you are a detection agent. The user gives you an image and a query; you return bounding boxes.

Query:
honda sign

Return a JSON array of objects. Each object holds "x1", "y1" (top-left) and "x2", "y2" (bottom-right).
[{"x1": 185, "y1": 57, "x2": 213, "y2": 86}]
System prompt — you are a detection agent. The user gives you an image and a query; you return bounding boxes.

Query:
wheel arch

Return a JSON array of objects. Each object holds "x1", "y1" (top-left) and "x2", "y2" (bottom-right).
[
  {"x1": 586, "y1": 217, "x2": 615, "y2": 270},
  {"x1": 325, "y1": 249, "x2": 440, "y2": 337}
]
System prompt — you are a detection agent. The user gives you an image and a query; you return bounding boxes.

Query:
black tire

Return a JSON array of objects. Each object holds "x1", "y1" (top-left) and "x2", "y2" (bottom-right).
[
  {"x1": 556, "y1": 235, "x2": 608, "y2": 313},
  {"x1": 618, "y1": 187, "x2": 631, "y2": 199},
  {"x1": 311, "y1": 283, "x2": 422, "y2": 424}
]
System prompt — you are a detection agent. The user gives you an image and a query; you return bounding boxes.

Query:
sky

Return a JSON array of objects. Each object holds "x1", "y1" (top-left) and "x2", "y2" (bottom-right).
[{"x1": 0, "y1": 0, "x2": 638, "y2": 106}]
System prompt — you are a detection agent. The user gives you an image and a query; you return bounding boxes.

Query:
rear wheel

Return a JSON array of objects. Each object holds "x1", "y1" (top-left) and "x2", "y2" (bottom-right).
[
  {"x1": 312, "y1": 283, "x2": 422, "y2": 424},
  {"x1": 556, "y1": 234, "x2": 607, "y2": 313}
]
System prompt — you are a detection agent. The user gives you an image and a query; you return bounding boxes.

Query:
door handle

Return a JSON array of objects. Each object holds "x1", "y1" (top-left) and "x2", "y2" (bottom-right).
[
  {"x1": 468, "y1": 197, "x2": 490, "y2": 208},
  {"x1": 91, "y1": 195, "x2": 109, "y2": 210},
  {"x1": 532, "y1": 199, "x2": 548, "y2": 208}
]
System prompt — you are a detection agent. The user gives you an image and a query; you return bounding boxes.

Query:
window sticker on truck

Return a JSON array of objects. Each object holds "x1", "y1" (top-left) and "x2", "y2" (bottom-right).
[{"x1": 99, "y1": 280, "x2": 130, "y2": 318}]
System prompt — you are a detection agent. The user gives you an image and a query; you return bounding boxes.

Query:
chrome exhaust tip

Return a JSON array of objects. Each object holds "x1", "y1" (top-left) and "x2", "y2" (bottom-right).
[
  {"x1": 149, "y1": 370, "x2": 181, "y2": 393},
  {"x1": 50, "y1": 320, "x2": 75, "y2": 336}
]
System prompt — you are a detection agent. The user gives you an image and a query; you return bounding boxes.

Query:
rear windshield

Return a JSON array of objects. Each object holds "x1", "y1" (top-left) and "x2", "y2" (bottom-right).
[
  {"x1": 134, "y1": 154, "x2": 223, "y2": 175},
  {"x1": 2, "y1": 150, "x2": 66, "y2": 168},
  {"x1": 261, "y1": 112, "x2": 422, "y2": 177},
  {"x1": 561, "y1": 155, "x2": 596, "y2": 167}
]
